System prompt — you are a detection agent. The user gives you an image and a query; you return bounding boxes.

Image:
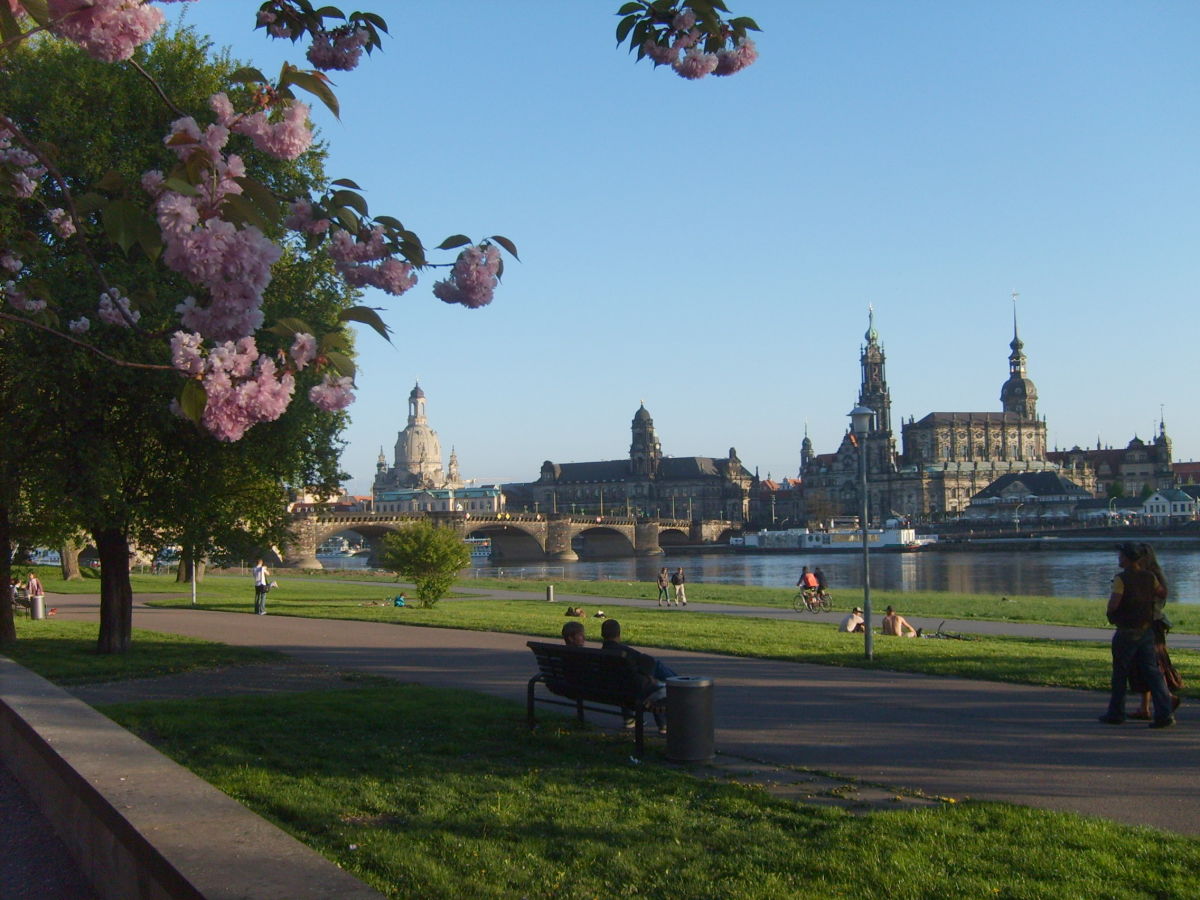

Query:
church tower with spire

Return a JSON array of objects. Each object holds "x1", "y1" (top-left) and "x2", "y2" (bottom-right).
[
  {"x1": 1000, "y1": 296, "x2": 1038, "y2": 419},
  {"x1": 858, "y1": 305, "x2": 892, "y2": 435}
]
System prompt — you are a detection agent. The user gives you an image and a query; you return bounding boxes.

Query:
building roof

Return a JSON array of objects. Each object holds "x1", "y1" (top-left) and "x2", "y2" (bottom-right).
[
  {"x1": 971, "y1": 471, "x2": 1092, "y2": 502},
  {"x1": 1146, "y1": 488, "x2": 1195, "y2": 503},
  {"x1": 909, "y1": 411, "x2": 1039, "y2": 427}
]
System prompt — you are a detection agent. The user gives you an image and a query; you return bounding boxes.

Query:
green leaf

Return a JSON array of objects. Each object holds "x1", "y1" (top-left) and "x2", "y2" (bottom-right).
[
  {"x1": 314, "y1": 6, "x2": 346, "y2": 21},
  {"x1": 730, "y1": 16, "x2": 762, "y2": 31},
  {"x1": 331, "y1": 177, "x2": 363, "y2": 189},
  {"x1": 73, "y1": 192, "x2": 107, "y2": 215},
  {"x1": 324, "y1": 350, "x2": 356, "y2": 380},
  {"x1": 102, "y1": 199, "x2": 144, "y2": 253},
  {"x1": 162, "y1": 177, "x2": 200, "y2": 197},
  {"x1": 616, "y1": 2, "x2": 643, "y2": 15},
  {"x1": 137, "y1": 216, "x2": 163, "y2": 262},
  {"x1": 235, "y1": 176, "x2": 283, "y2": 222},
  {"x1": 373, "y1": 215, "x2": 405, "y2": 230},
  {"x1": 320, "y1": 331, "x2": 351, "y2": 353},
  {"x1": 279, "y1": 66, "x2": 340, "y2": 119},
  {"x1": 338, "y1": 305, "x2": 392, "y2": 342},
  {"x1": 277, "y1": 317, "x2": 315, "y2": 337},
  {"x1": 330, "y1": 189, "x2": 369, "y2": 216},
  {"x1": 16, "y1": 0, "x2": 49, "y2": 26},
  {"x1": 0, "y1": 2, "x2": 22, "y2": 43},
  {"x1": 179, "y1": 379, "x2": 207, "y2": 425},
  {"x1": 489, "y1": 235, "x2": 520, "y2": 261},
  {"x1": 436, "y1": 234, "x2": 472, "y2": 251},
  {"x1": 615, "y1": 14, "x2": 638, "y2": 44},
  {"x1": 219, "y1": 194, "x2": 270, "y2": 231},
  {"x1": 358, "y1": 12, "x2": 388, "y2": 32},
  {"x1": 228, "y1": 66, "x2": 268, "y2": 84},
  {"x1": 95, "y1": 170, "x2": 125, "y2": 193}
]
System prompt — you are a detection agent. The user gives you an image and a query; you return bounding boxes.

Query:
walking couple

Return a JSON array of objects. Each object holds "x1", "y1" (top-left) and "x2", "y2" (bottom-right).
[{"x1": 655, "y1": 567, "x2": 687, "y2": 607}]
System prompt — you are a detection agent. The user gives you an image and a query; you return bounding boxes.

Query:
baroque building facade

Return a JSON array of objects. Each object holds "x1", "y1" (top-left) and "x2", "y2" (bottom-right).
[
  {"x1": 530, "y1": 404, "x2": 753, "y2": 521},
  {"x1": 801, "y1": 308, "x2": 1088, "y2": 522}
]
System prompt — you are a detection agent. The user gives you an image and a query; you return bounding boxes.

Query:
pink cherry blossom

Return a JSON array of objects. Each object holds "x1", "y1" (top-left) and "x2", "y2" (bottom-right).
[
  {"x1": 0, "y1": 252, "x2": 21, "y2": 273},
  {"x1": 307, "y1": 26, "x2": 369, "y2": 71},
  {"x1": 232, "y1": 101, "x2": 312, "y2": 160},
  {"x1": 674, "y1": 49, "x2": 719, "y2": 80},
  {"x1": 47, "y1": 0, "x2": 168, "y2": 63},
  {"x1": 290, "y1": 332, "x2": 318, "y2": 369},
  {"x1": 432, "y1": 244, "x2": 500, "y2": 309},
  {"x1": 714, "y1": 38, "x2": 758, "y2": 76},
  {"x1": 48, "y1": 208, "x2": 77, "y2": 238},
  {"x1": 68, "y1": 317, "x2": 90, "y2": 334},
  {"x1": 97, "y1": 288, "x2": 139, "y2": 327},
  {"x1": 309, "y1": 374, "x2": 354, "y2": 412}
]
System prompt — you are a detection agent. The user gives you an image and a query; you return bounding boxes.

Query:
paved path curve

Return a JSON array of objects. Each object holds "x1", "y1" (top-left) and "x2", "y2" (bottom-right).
[{"x1": 39, "y1": 589, "x2": 1200, "y2": 837}]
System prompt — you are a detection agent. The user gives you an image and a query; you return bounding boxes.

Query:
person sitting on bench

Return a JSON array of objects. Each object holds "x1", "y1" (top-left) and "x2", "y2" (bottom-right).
[{"x1": 599, "y1": 618, "x2": 673, "y2": 734}]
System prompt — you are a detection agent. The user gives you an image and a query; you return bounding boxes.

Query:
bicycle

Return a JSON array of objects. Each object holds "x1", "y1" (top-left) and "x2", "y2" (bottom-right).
[
  {"x1": 917, "y1": 620, "x2": 977, "y2": 641},
  {"x1": 793, "y1": 587, "x2": 833, "y2": 614}
]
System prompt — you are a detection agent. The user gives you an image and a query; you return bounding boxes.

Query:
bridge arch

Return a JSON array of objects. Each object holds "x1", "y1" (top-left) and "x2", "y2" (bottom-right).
[
  {"x1": 570, "y1": 525, "x2": 636, "y2": 559},
  {"x1": 465, "y1": 523, "x2": 547, "y2": 561}
]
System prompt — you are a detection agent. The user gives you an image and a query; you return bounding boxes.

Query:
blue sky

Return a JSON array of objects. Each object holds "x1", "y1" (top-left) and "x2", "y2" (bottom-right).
[{"x1": 179, "y1": 1, "x2": 1199, "y2": 494}]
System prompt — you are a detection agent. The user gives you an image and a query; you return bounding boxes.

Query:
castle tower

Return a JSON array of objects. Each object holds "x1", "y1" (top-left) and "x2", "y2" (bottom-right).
[
  {"x1": 858, "y1": 305, "x2": 892, "y2": 435},
  {"x1": 393, "y1": 382, "x2": 444, "y2": 488},
  {"x1": 447, "y1": 447, "x2": 461, "y2": 485},
  {"x1": 800, "y1": 423, "x2": 814, "y2": 474},
  {"x1": 1000, "y1": 294, "x2": 1038, "y2": 419},
  {"x1": 629, "y1": 403, "x2": 661, "y2": 477}
]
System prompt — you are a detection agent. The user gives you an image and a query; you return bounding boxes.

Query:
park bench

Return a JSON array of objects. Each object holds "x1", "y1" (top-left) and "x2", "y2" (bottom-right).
[{"x1": 526, "y1": 641, "x2": 662, "y2": 757}]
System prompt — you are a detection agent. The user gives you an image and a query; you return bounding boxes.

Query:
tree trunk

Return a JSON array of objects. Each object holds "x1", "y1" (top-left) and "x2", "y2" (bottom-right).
[
  {"x1": 175, "y1": 546, "x2": 206, "y2": 583},
  {"x1": 0, "y1": 509, "x2": 15, "y2": 647},
  {"x1": 95, "y1": 527, "x2": 133, "y2": 654},
  {"x1": 60, "y1": 537, "x2": 83, "y2": 581}
]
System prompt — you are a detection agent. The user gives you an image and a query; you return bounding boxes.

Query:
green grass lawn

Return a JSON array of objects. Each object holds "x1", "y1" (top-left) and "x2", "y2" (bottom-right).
[
  {"x1": 139, "y1": 591, "x2": 1199, "y2": 695},
  {"x1": 4, "y1": 619, "x2": 281, "y2": 683},
  {"x1": 465, "y1": 575, "x2": 1200, "y2": 632},
  {"x1": 101, "y1": 684, "x2": 1200, "y2": 900}
]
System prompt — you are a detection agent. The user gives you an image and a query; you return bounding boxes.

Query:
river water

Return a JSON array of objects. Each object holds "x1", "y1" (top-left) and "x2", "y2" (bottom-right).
[{"x1": 324, "y1": 545, "x2": 1200, "y2": 604}]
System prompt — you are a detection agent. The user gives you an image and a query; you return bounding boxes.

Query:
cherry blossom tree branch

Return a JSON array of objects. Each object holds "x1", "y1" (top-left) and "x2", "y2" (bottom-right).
[{"x1": 0, "y1": 311, "x2": 173, "y2": 371}]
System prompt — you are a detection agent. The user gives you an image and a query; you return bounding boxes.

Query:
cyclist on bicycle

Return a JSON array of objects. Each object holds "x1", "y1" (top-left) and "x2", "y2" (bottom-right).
[{"x1": 797, "y1": 566, "x2": 819, "y2": 598}]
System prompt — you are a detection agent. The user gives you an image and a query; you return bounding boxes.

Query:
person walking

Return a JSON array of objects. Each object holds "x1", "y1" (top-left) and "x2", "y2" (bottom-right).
[
  {"x1": 1100, "y1": 543, "x2": 1174, "y2": 728},
  {"x1": 1129, "y1": 543, "x2": 1182, "y2": 720},
  {"x1": 655, "y1": 567, "x2": 672, "y2": 607},
  {"x1": 253, "y1": 559, "x2": 270, "y2": 616},
  {"x1": 670, "y1": 567, "x2": 687, "y2": 606}
]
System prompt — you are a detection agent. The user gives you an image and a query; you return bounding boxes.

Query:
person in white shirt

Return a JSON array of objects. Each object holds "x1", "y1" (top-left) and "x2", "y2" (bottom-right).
[
  {"x1": 253, "y1": 559, "x2": 270, "y2": 615},
  {"x1": 839, "y1": 607, "x2": 865, "y2": 633}
]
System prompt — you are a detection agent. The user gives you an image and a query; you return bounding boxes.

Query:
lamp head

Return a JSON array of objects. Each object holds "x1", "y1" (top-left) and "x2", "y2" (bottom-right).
[{"x1": 848, "y1": 405, "x2": 874, "y2": 437}]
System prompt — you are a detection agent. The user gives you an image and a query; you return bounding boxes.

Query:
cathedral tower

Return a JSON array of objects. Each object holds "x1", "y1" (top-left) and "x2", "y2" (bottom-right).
[{"x1": 858, "y1": 305, "x2": 892, "y2": 435}]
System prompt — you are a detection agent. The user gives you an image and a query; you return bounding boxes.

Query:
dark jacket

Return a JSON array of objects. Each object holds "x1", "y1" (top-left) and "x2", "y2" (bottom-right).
[{"x1": 1108, "y1": 569, "x2": 1158, "y2": 629}]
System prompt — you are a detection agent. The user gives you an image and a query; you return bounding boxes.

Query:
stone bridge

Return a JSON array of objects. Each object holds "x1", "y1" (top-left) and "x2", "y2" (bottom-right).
[{"x1": 282, "y1": 510, "x2": 735, "y2": 568}]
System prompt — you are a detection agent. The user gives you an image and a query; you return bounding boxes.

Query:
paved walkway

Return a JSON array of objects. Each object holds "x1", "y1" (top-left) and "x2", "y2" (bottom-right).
[{"x1": 32, "y1": 588, "x2": 1200, "y2": 838}]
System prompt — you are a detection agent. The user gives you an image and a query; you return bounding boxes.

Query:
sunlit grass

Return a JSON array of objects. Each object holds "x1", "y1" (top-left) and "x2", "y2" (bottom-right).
[
  {"x1": 102, "y1": 684, "x2": 1200, "y2": 900},
  {"x1": 141, "y1": 591, "x2": 1199, "y2": 695}
]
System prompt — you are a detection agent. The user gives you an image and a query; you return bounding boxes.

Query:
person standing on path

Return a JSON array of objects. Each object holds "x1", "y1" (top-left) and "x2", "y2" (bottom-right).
[
  {"x1": 25, "y1": 572, "x2": 44, "y2": 612},
  {"x1": 1099, "y1": 543, "x2": 1174, "y2": 728},
  {"x1": 253, "y1": 559, "x2": 270, "y2": 615},
  {"x1": 655, "y1": 567, "x2": 672, "y2": 607},
  {"x1": 671, "y1": 567, "x2": 687, "y2": 606}
]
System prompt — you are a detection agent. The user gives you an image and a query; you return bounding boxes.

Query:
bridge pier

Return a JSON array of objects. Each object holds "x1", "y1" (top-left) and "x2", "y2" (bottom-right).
[
  {"x1": 281, "y1": 517, "x2": 323, "y2": 569},
  {"x1": 545, "y1": 516, "x2": 579, "y2": 561},
  {"x1": 635, "y1": 520, "x2": 665, "y2": 556}
]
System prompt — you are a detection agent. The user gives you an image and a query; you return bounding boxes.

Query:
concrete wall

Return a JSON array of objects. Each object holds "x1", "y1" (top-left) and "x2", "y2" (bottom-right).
[{"x1": 0, "y1": 657, "x2": 383, "y2": 900}]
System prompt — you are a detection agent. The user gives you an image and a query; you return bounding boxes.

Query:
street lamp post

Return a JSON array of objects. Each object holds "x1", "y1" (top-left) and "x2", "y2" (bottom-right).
[{"x1": 849, "y1": 405, "x2": 874, "y2": 660}]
